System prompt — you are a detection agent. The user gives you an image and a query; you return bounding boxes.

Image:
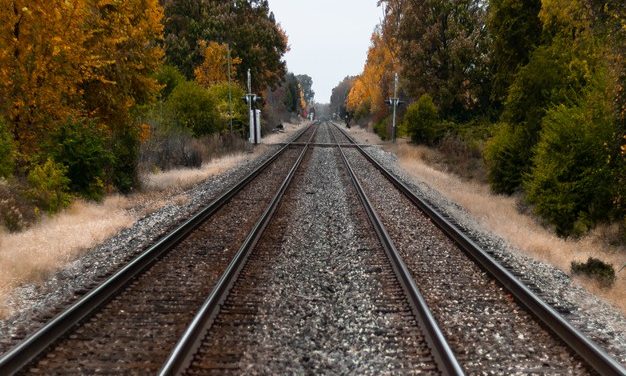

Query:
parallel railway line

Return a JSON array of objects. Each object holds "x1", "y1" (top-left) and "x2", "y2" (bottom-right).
[{"x1": 0, "y1": 121, "x2": 623, "y2": 375}]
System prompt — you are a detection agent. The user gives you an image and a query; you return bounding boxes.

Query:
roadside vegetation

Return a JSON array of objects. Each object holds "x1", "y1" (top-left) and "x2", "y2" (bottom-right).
[
  {"x1": 334, "y1": 0, "x2": 625, "y2": 287},
  {"x1": 0, "y1": 0, "x2": 315, "y2": 235}
]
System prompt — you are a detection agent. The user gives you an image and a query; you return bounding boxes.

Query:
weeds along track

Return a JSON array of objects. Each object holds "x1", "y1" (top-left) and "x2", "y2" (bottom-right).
[
  {"x1": 0, "y1": 126, "x2": 316, "y2": 374},
  {"x1": 329, "y1": 122, "x2": 625, "y2": 375}
]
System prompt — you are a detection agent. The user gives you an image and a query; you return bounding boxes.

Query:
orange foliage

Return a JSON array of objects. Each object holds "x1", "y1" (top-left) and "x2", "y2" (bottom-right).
[
  {"x1": 0, "y1": 0, "x2": 164, "y2": 162},
  {"x1": 346, "y1": 30, "x2": 398, "y2": 119},
  {"x1": 0, "y1": 0, "x2": 90, "y2": 157},
  {"x1": 194, "y1": 41, "x2": 241, "y2": 88}
]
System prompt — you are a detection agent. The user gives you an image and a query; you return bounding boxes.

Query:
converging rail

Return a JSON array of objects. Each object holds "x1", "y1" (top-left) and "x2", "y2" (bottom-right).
[
  {"x1": 328, "y1": 125, "x2": 464, "y2": 375},
  {"x1": 329, "y1": 121, "x2": 626, "y2": 376},
  {"x1": 158, "y1": 125, "x2": 319, "y2": 375},
  {"x1": 0, "y1": 126, "x2": 316, "y2": 375}
]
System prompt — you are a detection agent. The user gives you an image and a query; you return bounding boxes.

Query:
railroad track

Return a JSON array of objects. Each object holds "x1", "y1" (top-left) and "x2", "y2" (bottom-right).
[
  {"x1": 0, "y1": 125, "x2": 316, "y2": 374},
  {"x1": 328, "y1": 121, "x2": 626, "y2": 375},
  {"x1": 1, "y1": 121, "x2": 624, "y2": 374}
]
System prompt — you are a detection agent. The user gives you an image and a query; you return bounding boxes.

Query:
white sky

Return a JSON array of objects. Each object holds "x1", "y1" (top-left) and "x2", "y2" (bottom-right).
[{"x1": 268, "y1": 0, "x2": 383, "y2": 103}]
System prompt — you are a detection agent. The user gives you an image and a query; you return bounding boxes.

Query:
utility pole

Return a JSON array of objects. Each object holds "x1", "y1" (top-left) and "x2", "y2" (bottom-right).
[
  {"x1": 385, "y1": 73, "x2": 403, "y2": 143},
  {"x1": 227, "y1": 44, "x2": 233, "y2": 134}
]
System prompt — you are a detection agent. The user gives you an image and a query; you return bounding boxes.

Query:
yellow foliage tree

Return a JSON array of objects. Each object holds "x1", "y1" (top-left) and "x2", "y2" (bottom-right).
[
  {"x1": 81, "y1": 0, "x2": 164, "y2": 130},
  {"x1": 346, "y1": 29, "x2": 397, "y2": 120},
  {"x1": 0, "y1": 0, "x2": 90, "y2": 158},
  {"x1": 194, "y1": 41, "x2": 242, "y2": 88}
]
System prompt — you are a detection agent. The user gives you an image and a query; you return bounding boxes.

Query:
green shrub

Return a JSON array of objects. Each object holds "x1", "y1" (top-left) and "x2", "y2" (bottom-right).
[
  {"x1": 0, "y1": 117, "x2": 14, "y2": 178},
  {"x1": 403, "y1": 94, "x2": 445, "y2": 146},
  {"x1": 206, "y1": 82, "x2": 248, "y2": 134},
  {"x1": 27, "y1": 159, "x2": 72, "y2": 214},
  {"x1": 112, "y1": 129, "x2": 140, "y2": 194},
  {"x1": 498, "y1": 39, "x2": 595, "y2": 193},
  {"x1": 156, "y1": 64, "x2": 186, "y2": 99},
  {"x1": 525, "y1": 83, "x2": 617, "y2": 236},
  {"x1": 571, "y1": 257, "x2": 616, "y2": 287},
  {"x1": 46, "y1": 118, "x2": 113, "y2": 201},
  {"x1": 484, "y1": 123, "x2": 531, "y2": 194},
  {"x1": 373, "y1": 117, "x2": 389, "y2": 140},
  {"x1": 166, "y1": 81, "x2": 219, "y2": 137}
]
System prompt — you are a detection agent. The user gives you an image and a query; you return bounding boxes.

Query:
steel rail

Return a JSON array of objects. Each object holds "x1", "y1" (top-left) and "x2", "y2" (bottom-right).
[
  {"x1": 159, "y1": 125, "x2": 319, "y2": 375},
  {"x1": 328, "y1": 123, "x2": 465, "y2": 375},
  {"x1": 330, "y1": 122, "x2": 626, "y2": 375},
  {"x1": 0, "y1": 125, "x2": 314, "y2": 376}
]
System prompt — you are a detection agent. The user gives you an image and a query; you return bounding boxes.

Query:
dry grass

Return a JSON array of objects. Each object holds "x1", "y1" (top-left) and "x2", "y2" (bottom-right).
[
  {"x1": 0, "y1": 149, "x2": 265, "y2": 319},
  {"x1": 348, "y1": 128, "x2": 626, "y2": 314},
  {"x1": 141, "y1": 154, "x2": 250, "y2": 192},
  {"x1": 260, "y1": 121, "x2": 307, "y2": 145},
  {"x1": 0, "y1": 196, "x2": 135, "y2": 316}
]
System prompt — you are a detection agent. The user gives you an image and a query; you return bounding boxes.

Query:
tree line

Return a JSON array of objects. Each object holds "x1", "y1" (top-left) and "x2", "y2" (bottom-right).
[
  {"x1": 334, "y1": 0, "x2": 625, "y2": 238},
  {"x1": 0, "y1": 0, "x2": 310, "y2": 231}
]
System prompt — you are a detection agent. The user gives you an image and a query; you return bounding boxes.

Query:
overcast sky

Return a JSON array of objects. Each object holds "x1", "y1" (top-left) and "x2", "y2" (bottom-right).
[{"x1": 268, "y1": 0, "x2": 383, "y2": 103}]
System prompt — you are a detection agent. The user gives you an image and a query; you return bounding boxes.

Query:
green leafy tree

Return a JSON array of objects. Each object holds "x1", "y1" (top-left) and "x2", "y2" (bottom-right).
[
  {"x1": 403, "y1": 94, "x2": 445, "y2": 146},
  {"x1": 46, "y1": 118, "x2": 114, "y2": 201},
  {"x1": 165, "y1": 81, "x2": 219, "y2": 137},
  {"x1": 525, "y1": 76, "x2": 619, "y2": 235},
  {"x1": 383, "y1": 0, "x2": 491, "y2": 119},
  {"x1": 488, "y1": 0, "x2": 543, "y2": 104}
]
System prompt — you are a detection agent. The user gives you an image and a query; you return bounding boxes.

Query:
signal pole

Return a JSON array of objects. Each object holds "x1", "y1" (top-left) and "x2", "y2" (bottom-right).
[
  {"x1": 386, "y1": 73, "x2": 403, "y2": 143},
  {"x1": 244, "y1": 69, "x2": 262, "y2": 144}
]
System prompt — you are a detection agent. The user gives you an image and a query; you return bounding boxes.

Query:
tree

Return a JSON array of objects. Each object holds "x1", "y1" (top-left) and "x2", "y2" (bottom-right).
[
  {"x1": 0, "y1": 0, "x2": 90, "y2": 160},
  {"x1": 296, "y1": 74, "x2": 315, "y2": 104},
  {"x1": 330, "y1": 76, "x2": 356, "y2": 119},
  {"x1": 346, "y1": 29, "x2": 397, "y2": 121},
  {"x1": 163, "y1": 0, "x2": 288, "y2": 91},
  {"x1": 194, "y1": 41, "x2": 242, "y2": 88},
  {"x1": 383, "y1": 0, "x2": 491, "y2": 119},
  {"x1": 488, "y1": 0, "x2": 543, "y2": 104}
]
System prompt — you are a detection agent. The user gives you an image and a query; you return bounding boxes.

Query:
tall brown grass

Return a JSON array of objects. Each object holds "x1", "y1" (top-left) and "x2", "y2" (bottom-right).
[
  {"x1": 0, "y1": 196, "x2": 134, "y2": 317},
  {"x1": 348, "y1": 129, "x2": 626, "y2": 314}
]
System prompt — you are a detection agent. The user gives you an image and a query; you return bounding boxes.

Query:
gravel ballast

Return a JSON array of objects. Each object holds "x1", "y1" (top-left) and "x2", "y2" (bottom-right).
[
  {"x1": 188, "y1": 145, "x2": 439, "y2": 374},
  {"x1": 337, "y1": 124, "x2": 626, "y2": 368}
]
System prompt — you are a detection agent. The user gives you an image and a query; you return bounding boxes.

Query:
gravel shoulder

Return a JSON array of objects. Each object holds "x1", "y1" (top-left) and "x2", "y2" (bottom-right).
[{"x1": 339, "y1": 124, "x2": 626, "y2": 366}]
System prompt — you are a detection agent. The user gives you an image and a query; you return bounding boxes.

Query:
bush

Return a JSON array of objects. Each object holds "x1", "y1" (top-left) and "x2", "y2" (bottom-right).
[
  {"x1": 373, "y1": 117, "x2": 389, "y2": 141},
  {"x1": 27, "y1": 159, "x2": 72, "y2": 214},
  {"x1": 46, "y1": 118, "x2": 113, "y2": 201},
  {"x1": 156, "y1": 64, "x2": 186, "y2": 99},
  {"x1": 207, "y1": 82, "x2": 248, "y2": 134},
  {"x1": 139, "y1": 126, "x2": 203, "y2": 171},
  {"x1": 484, "y1": 123, "x2": 531, "y2": 194},
  {"x1": 0, "y1": 117, "x2": 14, "y2": 178},
  {"x1": 165, "y1": 81, "x2": 219, "y2": 137},
  {"x1": 571, "y1": 257, "x2": 616, "y2": 287},
  {"x1": 403, "y1": 94, "x2": 445, "y2": 146},
  {"x1": 112, "y1": 129, "x2": 141, "y2": 194},
  {"x1": 525, "y1": 82, "x2": 617, "y2": 236}
]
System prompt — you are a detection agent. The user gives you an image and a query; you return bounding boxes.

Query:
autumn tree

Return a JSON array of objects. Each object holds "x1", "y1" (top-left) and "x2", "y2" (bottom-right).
[
  {"x1": 296, "y1": 75, "x2": 315, "y2": 104},
  {"x1": 0, "y1": 0, "x2": 89, "y2": 161},
  {"x1": 194, "y1": 41, "x2": 242, "y2": 88},
  {"x1": 80, "y1": 0, "x2": 164, "y2": 192},
  {"x1": 163, "y1": 0, "x2": 288, "y2": 91},
  {"x1": 347, "y1": 29, "x2": 397, "y2": 122}
]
